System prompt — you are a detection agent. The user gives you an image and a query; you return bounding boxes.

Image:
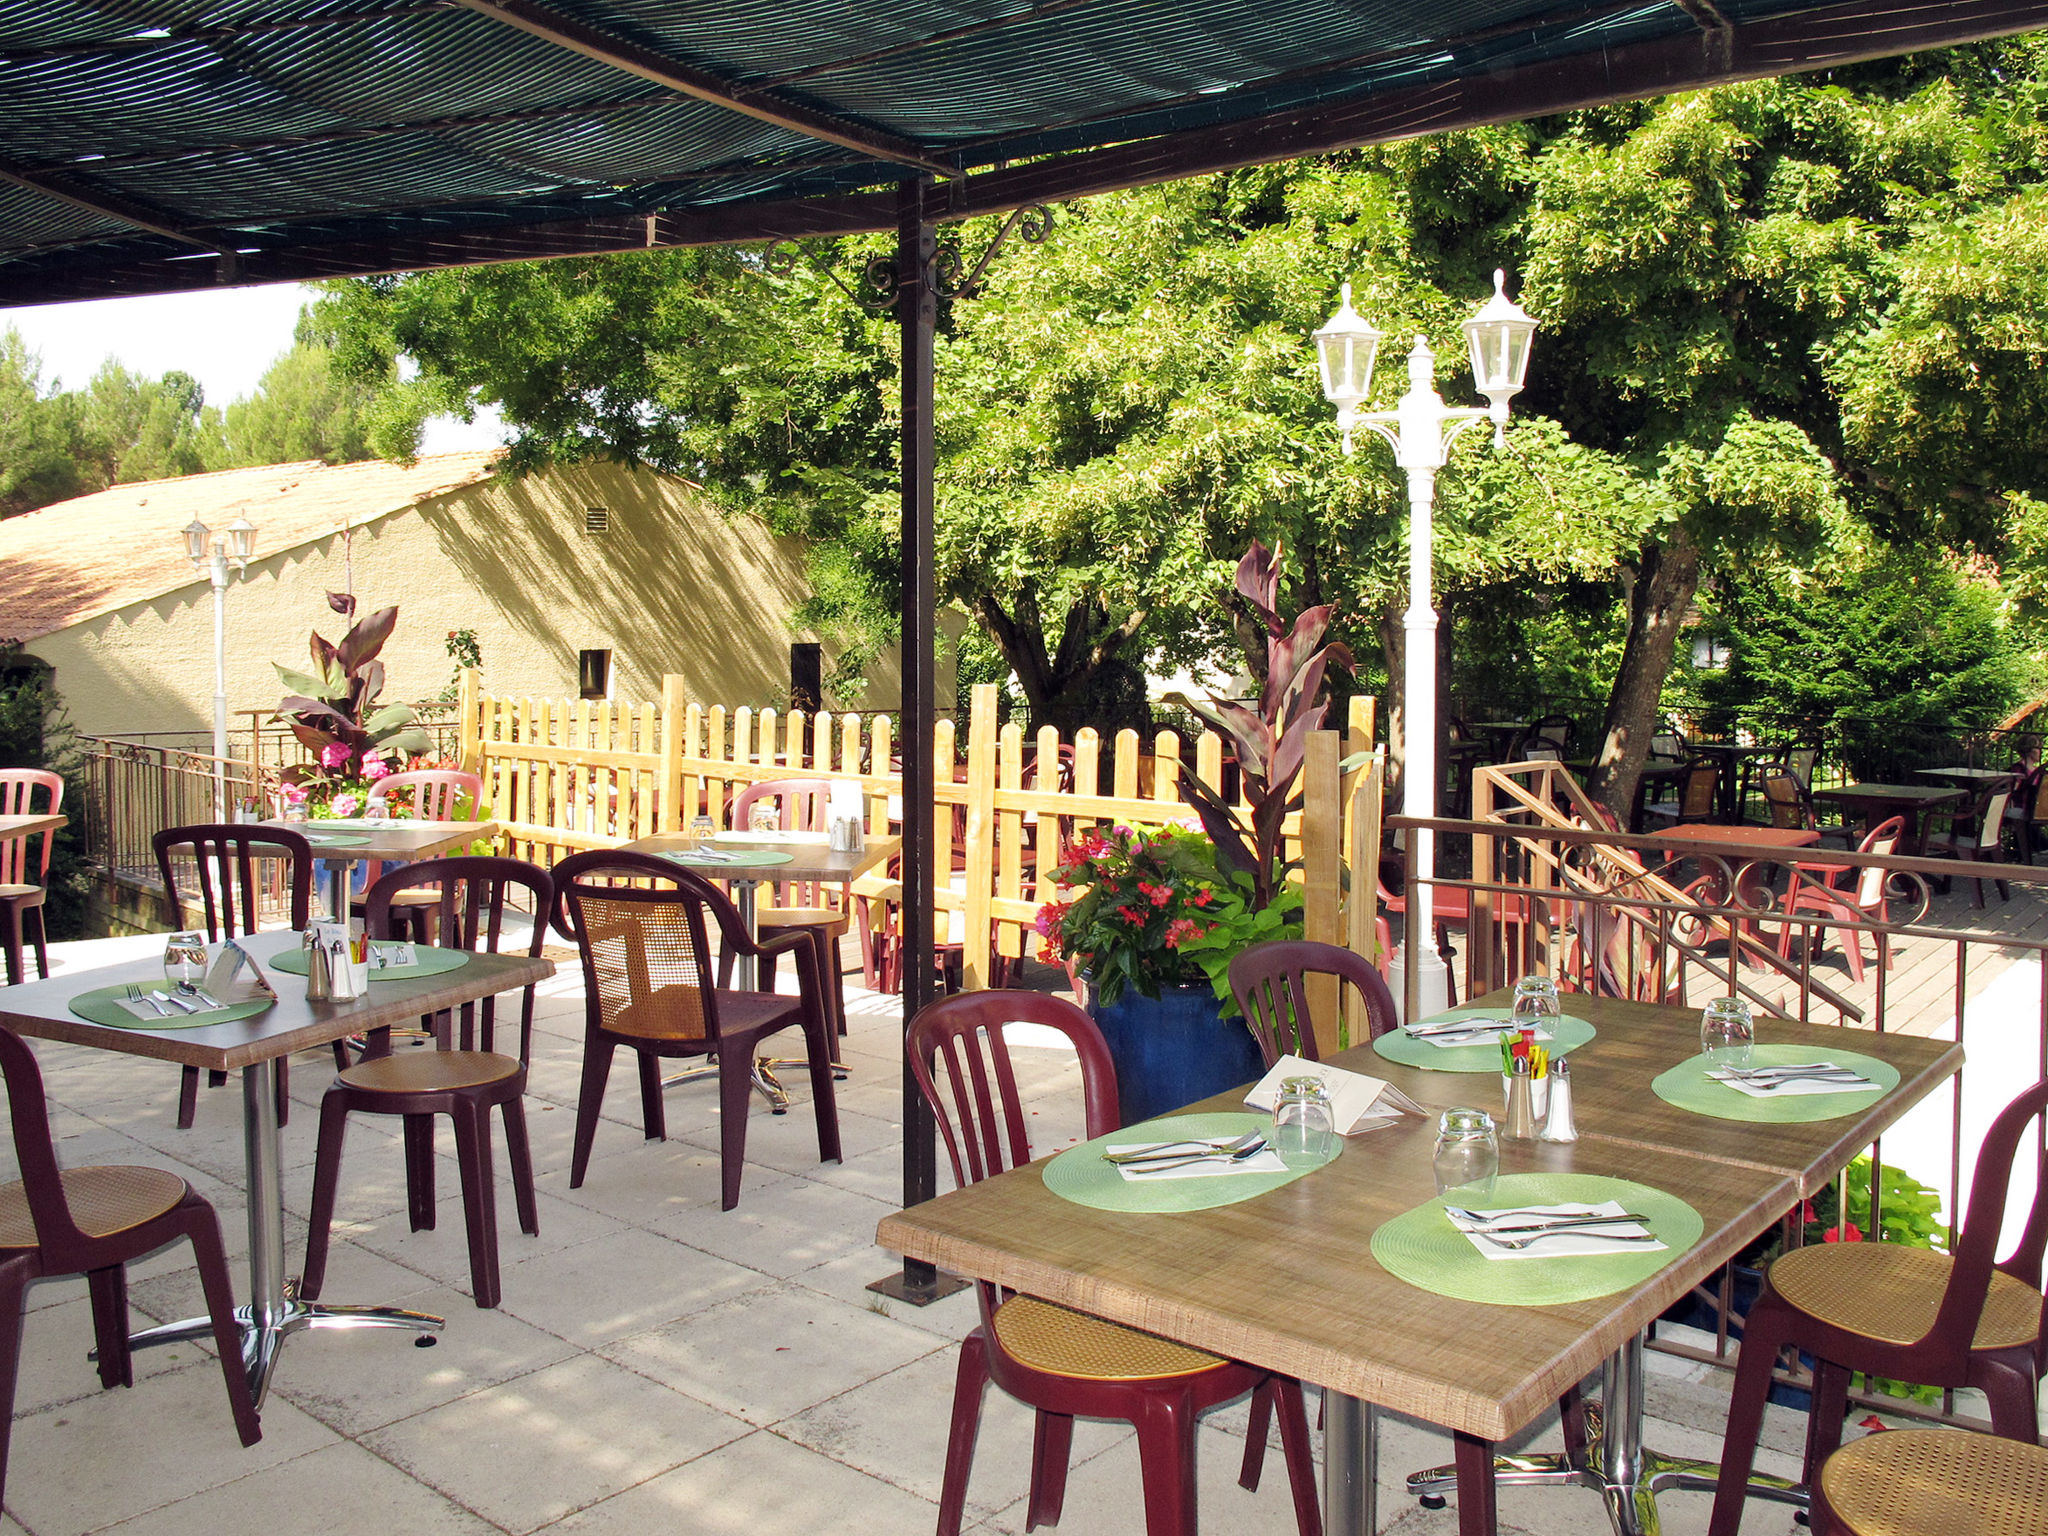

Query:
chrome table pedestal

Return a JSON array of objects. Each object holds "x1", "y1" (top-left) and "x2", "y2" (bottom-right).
[
  {"x1": 1403, "y1": 1334, "x2": 1804, "y2": 1535},
  {"x1": 122, "y1": 1059, "x2": 444, "y2": 1404}
]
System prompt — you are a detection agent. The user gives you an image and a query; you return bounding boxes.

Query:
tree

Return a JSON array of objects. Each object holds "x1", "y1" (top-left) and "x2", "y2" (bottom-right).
[
  {"x1": 210, "y1": 334, "x2": 377, "y2": 468},
  {"x1": 0, "y1": 330, "x2": 90, "y2": 517}
]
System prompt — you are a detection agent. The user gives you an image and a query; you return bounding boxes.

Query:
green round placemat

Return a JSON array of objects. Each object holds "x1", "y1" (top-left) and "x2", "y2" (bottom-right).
[
  {"x1": 1043, "y1": 1111, "x2": 1331, "y2": 1213},
  {"x1": 1373, "y1": 1009, "x2": 1597, "y2": 1073},
  {"x1": 300, "y1": 831, "x2": 371, "y2": 848},
  {"x1": 1651, "y1": 1042, "x2": 1899, "y2": 1123},
  {"x1": 271, "y1": 944, "x2": 472, "y2": 980},
  {"x1": 660, "y1": 849, "x2": 795, "y2": 869},
  {"x1": 1370, "y1": 1172, "x2": 1703, "y2": 1306},
  {"x1": 68, "y1": 984, "x2": 273, "y2": 1031}
]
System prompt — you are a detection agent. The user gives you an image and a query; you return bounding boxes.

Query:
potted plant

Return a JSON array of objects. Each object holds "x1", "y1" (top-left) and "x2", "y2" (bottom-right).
[{"x1": 272, "y1": 595, "x2": 433, "y2": 811}]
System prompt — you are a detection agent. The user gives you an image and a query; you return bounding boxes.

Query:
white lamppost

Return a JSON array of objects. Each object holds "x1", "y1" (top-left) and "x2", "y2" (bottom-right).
[
  {"x1": 1316, "y1": 271, "x2": 1536, "y2": 1018},
  {"x1": 183, "y1": 516, "x2": 258, "y2": 819}
]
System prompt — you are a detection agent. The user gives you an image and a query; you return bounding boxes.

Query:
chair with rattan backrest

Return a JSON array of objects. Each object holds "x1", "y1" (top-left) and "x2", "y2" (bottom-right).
[
  {"x1": 152, "y1": 824, "x2": 322, "y2": 1130},
  {"x1": 302, "y1": 856, "x2": 552, "y2": 1309},
  {"x1": 1643, "y1": 760, "x2": 1719, "y2": 828},
  {"x1": 1707, "y1": 1075, "x2": 2048, "y2": 1536},
  {"x1": 1228, "y1": 940, "x2": 1398, "y2": 1067},
  {"x1": 0, "y1": 769, "x2": 62, "y2": 986},
  {"x1": 1810, "y1": 1427, "x2": 2048, "y2": 1536},
  {"x1": 551, "y1": 849, "x2": 841, "y2": 1210},
  {"x1": 1928, "y1": 785, "x2": 2014, "y2": 907},
  {"x1": 0, "y1": 1025, "x2": 260, "y2": 1503},
  {"x1": 905, "y1": 989, "x2": 1321, "y2": 1536}
]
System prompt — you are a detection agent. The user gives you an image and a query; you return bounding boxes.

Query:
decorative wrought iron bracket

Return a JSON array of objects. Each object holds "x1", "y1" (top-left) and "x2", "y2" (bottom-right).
[{"x1": 766, "y1": 202, "x2": 1053, "y2": 313}]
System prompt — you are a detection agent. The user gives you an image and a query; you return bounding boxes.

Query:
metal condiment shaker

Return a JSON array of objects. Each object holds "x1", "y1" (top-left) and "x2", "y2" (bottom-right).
[
  {"x1": 1538, "y1": 1056, "x2": 1579, "y2": 1142},
  {"x1": 1503, "y1": 1056, "x2": 1538, "y2": 1140},
  {"x1": 305, "y1": 933, "x2": 332, "y2": 1001}
]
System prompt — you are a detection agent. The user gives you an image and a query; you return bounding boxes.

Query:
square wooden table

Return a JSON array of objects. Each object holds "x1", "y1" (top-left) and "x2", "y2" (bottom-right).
[
  {"x1": 878, "y1": 995, "x2": 1960, "y2": 1536},
  {"x1": 262, "y1": 817, "x2": 500, "y2": 921},
  {"x1": 0, "y1": 927, "x2": 553, "y2": 1406},
  {"x1": 1810, "y1": 783, "x2": 1964, "y2": 854}
]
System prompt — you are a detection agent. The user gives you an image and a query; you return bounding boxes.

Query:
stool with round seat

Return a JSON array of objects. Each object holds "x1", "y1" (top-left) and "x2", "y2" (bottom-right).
[
  {"x1": 1707, "y1": 1075, "x2": 2048, "y2": 1536},
  {"x1": 1812, "y1": 1428, "x2": 2048, "y2": 1535}
]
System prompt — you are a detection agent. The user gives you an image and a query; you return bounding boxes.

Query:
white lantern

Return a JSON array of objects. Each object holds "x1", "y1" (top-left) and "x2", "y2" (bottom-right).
[
  {"x1": 183, "y1": 519, "x2": 211, "y2": 565},
  {"x1": 1463, "y1": 269, "x2": 1538, "y2": 428},
  {"x1": 1313, "y1": 283, "x2": 1383, "y2": 449},
  {"x1": 226, "y1": 517, "x2": 257, "y2": 562}
]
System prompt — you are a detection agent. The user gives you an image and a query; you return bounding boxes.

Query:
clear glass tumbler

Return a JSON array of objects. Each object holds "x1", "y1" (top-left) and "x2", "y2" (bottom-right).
[
  {"x1": 749, "y1": 802, "x2": 778, "y2": 836},
  {"x1": 1433, "y1": 1107, "x2": 1499, "y2": 1196},
  {"x1": 689, "y1": 814, "x2": 715, "y2": 848},
  {"x1": 1273, "y1": 1076, "x2": 1336, "y2": 1169},
  {"x1": 1510, "y1": 973, "x2": 1561, "y2": 1036},
  {"x1": 163, "y1": 931, "x2": 209, "y2": 988},
  {"x1": 1701, "y1": 996, "x2": 1756, "y2": 1069}
]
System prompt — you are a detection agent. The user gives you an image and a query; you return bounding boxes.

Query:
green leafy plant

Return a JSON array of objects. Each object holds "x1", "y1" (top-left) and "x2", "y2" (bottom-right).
[
  {"x1": 1168, "y1": 541, "x2": 1353, "y2": 911},
  {"x1": 273, "y1": 599, "x2": 431, "y2": 785}
]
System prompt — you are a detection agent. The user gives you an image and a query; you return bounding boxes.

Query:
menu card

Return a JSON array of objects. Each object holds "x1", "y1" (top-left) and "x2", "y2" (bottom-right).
[
  {"x1": 202, "y1": 938, "x2": 278, "y2": 1004},
  {"x1": 1243, "y1": 1055, "x2": 1427, "y2": 1135}
]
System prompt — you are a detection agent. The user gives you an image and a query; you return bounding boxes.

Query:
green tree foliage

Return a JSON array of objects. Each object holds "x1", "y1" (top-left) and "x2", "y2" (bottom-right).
[
  {"x1": 209, "y1": 334, "x2": 378, "y2": 469},
  {"x1": 0, "y1": 331, "x2": 91, "y2": 516}
]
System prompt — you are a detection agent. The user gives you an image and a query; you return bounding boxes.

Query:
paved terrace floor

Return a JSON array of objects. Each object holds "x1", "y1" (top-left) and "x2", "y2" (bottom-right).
[{"x1": 0, "y1": 934, "x2": 1907, "y2": 1536}]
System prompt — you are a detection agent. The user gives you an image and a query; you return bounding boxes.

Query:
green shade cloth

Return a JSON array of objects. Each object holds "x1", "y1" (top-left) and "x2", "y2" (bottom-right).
[
  {"x1": 1373, "y1": 1009, "x2": 1597, "y2": 1073},
  {"x1": 272, "y1": 945, "x2": 472, "y2": 981},
  {"x1": 1652, "y1": 1042, "x2": 1900, "y2": 1123},
  {"x1": 660, "y1": 849, "x2": 795, "y2": 869},
  {"x1": 68, "y1": 984, "x2": 274, "y2": 1031},
  {"x1": 1371, "y1": 1172, "x2": 1704, "y2": 1306},
  {"x1": 300, "y1": 832, "x2": 372, "y2": 849},
  {"x1": 1043, "y1": 1111, "x2": 1329, "y2": 1213}
]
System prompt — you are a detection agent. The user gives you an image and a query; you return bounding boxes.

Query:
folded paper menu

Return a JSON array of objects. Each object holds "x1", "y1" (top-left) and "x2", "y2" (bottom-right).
[
  {"x1": 370, "y1": 940, "x2": 418, "y2": 970},
  {"x1": 203, "y1": 938, "x2": 276, "y2": 1001},
  {"x1": 1243, "y1": 1055, "x2": 1426, "y2": 1135},
  {"x1": 1448, "y1": 1202, "x2": 1665, "y2": 1262}
]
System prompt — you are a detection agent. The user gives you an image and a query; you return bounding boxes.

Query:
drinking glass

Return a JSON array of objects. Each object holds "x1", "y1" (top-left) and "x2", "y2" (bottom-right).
[
  {"x1": 1510, "y1": 974, "x2": 1561, "y2": 1036},
  {"x1": 282, "y1": 799, "x2": 309, "y2": 824},
  {"x1": 363, "y1": 799, "x2": 389, "y2": 824},
  {"x1": 163, "y1": 931, "x2": 209, "y2": 988},
  {"x1": 689, "y1": 814, "x2": 715, "y2": 848},
  {"x1": 1700, "y1": 996, "x2": 1755, "y2": 1069},
  {"x1": 1433, "y1": 1107, "x2": 1499, "y2": 1196},
  {"x1": 1273, "y1": 1076, "x2": 1336, "y2": 1169},
  {"x1": 749, "y1": 802, "x2": 779, "y2": 836}
]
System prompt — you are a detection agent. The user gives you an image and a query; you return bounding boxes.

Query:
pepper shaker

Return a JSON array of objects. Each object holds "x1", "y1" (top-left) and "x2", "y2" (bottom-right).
[
  {"x1": 1537, "y1": 1056, "x2": 1579, "y2": 1143},
  {"x1": 306, "y1": 932, "x2": 332, "y2": 1001},
  {"x1": 1503, "y1": 1055, "x2": 1538, "y2": 1140}
]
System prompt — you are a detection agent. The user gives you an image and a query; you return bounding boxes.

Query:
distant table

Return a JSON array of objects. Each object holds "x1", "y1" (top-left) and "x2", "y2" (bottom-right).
[
  {"x1": 1912, "y1": 766, "x2": 2017, "y2": 789},
  {"x1": 1811, "y1": 783, "x2": 1963, "y2": 855},
  {"x1": 263, "y1": 818, "x2": 498, "y2": 920},
  {"x1": 1655, "y1": 823, "x2": 1821, "y2": 926}
]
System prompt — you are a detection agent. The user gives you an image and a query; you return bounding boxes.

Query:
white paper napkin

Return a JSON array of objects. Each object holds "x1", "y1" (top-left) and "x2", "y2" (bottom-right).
[
  {"x1": 1243, "y1": 1055, "x2": 1426, "y2": 1134},
  {"x1": 1108, "y1": 1138, "x2": 1288, "y2": 1180},
  {"x1": 1707, "y1": 1061, "x2": 1877, "y2": 1097},
  {"x1": 1449, "y1": 1201, "x2": 1665, "y2": 1261},
  {"x1": 370, "y1": 941, "x2": 418, "y2": 970}
]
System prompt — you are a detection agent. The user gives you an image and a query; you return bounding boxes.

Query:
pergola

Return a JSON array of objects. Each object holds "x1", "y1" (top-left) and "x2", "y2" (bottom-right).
[{"x1": 6, "y1": 0, "x2": 2044, "y2": 1292}]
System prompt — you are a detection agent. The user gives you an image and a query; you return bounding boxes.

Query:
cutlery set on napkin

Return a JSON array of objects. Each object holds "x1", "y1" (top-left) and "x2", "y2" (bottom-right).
[
  {"x1": 1403, "y1": 1014, "x2": 1553, "y2": 1047},
  {"x1": 1707, "y1": 1061, "x2": 1878, "y2": 1096},
  {"x1": 1445, "y1": 1202, "x2": 1665, "y2": 1260},
  {"x1": 1101, "y1": 1132, "x2": 1289, "y2": 1178}
]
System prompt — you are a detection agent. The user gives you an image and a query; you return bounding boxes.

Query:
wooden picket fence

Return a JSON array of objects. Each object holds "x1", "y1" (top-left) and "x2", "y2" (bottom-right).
[{"x1": 457, "y1": 670, "x2": 1386, "y2": 1046}]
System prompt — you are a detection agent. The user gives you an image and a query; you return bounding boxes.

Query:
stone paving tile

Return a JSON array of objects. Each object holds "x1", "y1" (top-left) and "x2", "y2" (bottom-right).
[
  {"x1": 495, "y1": 1228, "x2": 776, "y2": 1349},
  {"x1": 650, "y1": 1174, "x2": 900, "y2": 1280}
]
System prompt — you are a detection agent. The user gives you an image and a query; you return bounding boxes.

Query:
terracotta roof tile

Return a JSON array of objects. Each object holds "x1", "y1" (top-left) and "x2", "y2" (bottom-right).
[{"x1": 0, "y1": 452, "x2": 501, "y2": 642}]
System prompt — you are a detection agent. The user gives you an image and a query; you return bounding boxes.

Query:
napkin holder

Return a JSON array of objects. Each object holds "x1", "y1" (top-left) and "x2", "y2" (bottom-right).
[{"x1": 1245, "y1": 1054, "x2": 1425, "y2": 1135}]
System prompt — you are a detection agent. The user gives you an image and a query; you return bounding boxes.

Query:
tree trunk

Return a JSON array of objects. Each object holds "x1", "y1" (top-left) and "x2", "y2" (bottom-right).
[{"x1": 1594, "y1": 527, "x2": 1703, "y2": 818}]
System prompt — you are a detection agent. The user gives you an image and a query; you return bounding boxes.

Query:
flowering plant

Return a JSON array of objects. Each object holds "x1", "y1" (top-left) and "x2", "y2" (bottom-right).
[
  {"x1": 1035, "y1": 824, "x2": 1304, "y2": 1010},
  {"x1": 281, "y1": 748, "x2": 400, "y2": 819}
]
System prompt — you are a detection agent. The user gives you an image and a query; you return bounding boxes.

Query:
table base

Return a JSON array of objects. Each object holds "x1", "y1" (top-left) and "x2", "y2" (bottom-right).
[
  {"x1": 1402, "y1": 1337, "x2": 1803, "y2": 1535},
  {"x1": 659, "y1": 1055, "x2": 849, "y2": 1114},
  {"x1": 125, "y1": 1290, "x2": 445, "y2": 1403}
]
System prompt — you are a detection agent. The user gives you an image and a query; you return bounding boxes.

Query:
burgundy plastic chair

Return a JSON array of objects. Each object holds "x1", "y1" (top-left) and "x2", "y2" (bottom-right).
[
  {"x1": 906, "y1": 989, "x2": 1321, "y2": 1536},
  {"x1": 1707, "y1": 1075, "x2": 2048, "y2": 1536},
  {"x1": 1228, "y1": 939, "x2": 1398, "y2": 1066},
  {"x1": 0, "y1": 769, "x2": 62, "y2": 986},
  {"x1": 551, "y1": 849, "x2": 841, "y2": 1210},
  {"x1": 302, "y1": 856, "x2": 551, "y2": 1310},
  {"x1": 152, "y1": 824, "x2": 326, "y2": 1130},
  {"x1": 0, "y1": 1025, "x2": 260, "y2": 1503},
  {"x1": 1928, "y1": 785, "x2": 2015, "y2": 908},
  {"x1": 1811, "y1": 1426, "x2": 2048, "y2": 1535}
]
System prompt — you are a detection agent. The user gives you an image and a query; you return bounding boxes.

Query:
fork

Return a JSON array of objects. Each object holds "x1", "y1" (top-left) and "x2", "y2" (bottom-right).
[
  {"x1": 1104, "y1": 1131, "x2": 1265, "y2": 1166},
  {"x1": 1470, "y1": 1227, "x2": 1660, "y2": 1250},
  {"x1": 1445, "y1": 1206, "x2": 1648, "y2": 1229},
  {"x1": 126, "y1": 984, "x2": 168, "y2": 1017},
  {"x1": 1723, "y1": 1072, "x2": 1874, "y2": 1093},
  {"x1": 1122, "y1": 1140, "x2": 1271, "y2": 1175}
]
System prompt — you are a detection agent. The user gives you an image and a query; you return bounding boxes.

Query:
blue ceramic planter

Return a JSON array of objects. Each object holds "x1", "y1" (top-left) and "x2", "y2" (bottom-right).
[{"x1": 1089, "y1": 983, "x2": 1266, "y2": 1127}]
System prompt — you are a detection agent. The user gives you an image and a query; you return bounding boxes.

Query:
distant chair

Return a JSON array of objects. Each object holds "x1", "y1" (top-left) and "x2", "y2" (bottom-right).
[
  {"x1": 2004, "y1": 766, "x2": 2048, "y2": 863},
  {"x1": 1776, "y1": 816, "x2": 1906, "y2": 981},
  {"x1": 1641, "y1": 760, "x2": 1719, "y2": 828},
  {"x1": 357, "y1": 769, "x2": 486, "y2": 939},
  {"x1": 1927, "y1": 784, "x2": 2015, "y2": 908},
  {"x1": 1516, "y1": 714, "x2": 1575, "y2": 758},
  {"x1": 0, "y1": 769, "x2": 62, "y2": 986}
]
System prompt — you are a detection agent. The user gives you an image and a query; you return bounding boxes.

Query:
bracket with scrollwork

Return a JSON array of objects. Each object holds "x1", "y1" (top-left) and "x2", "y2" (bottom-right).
[{"x1": 764, "y1": 203, "x2": 1054, "y2": 314}]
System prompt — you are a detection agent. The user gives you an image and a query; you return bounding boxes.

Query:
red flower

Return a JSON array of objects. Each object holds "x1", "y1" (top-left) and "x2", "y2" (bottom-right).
[
  {"x1": 1821, "y1": 1223, "x2": 1865, "y2": 1243},
  {"x1": 1190, "y1": 888, "x2": 1214, "y2": 908},
  {"x1": 1164, "y1": 918, "x2": 1211, "y2": 948},
  {"x1": 1034, "y1": 901, "x2": 1068, "y2": 938},
  {"x1": 1138, "y1": 881, "x2": 1172, "y2": 907},
  {"x1": 1117, "y1": 905, "x2": 1145, "y2": 924}
]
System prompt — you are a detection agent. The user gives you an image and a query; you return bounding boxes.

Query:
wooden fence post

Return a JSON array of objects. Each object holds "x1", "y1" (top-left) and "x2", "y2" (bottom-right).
[
  {"x1": 1349, "y1": 747, "x2": 1387, "y2": 1048},
  {"x1": 659, "y1": 674, "x2": 687, "y2": 832},
  {"x1": 457, "y1": 667, "x2": 482, "y2": 777},
  {"x1": 961, "y1": 684, "x2": 998, "y2": 990},
  {"x1": 1303, "y1": 729, "x2": 1343, "y2": 1055}
]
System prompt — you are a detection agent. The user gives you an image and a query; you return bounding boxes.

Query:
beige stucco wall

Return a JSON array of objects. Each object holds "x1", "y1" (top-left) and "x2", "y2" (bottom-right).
[{"x1": 28, "y1": 461, "x2": 922, "y2": 738}]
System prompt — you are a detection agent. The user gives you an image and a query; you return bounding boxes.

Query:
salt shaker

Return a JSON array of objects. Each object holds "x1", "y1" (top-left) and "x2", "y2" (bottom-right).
[
  {"x1": 305, "y1": 931, "x2": 332, "y2": 1002},
  {"x1": 1537, "y1": 1056, "x2": 1579, "y2": 1143},
  {"x1": 1503, "y1": 1055, "x2": 1538, "y2": 1140}
]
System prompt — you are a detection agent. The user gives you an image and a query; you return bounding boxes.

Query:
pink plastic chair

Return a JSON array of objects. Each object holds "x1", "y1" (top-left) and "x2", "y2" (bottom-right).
[
  {"x1": 729, "y1": 779, "x2": 849, "y2": 1031},
  {"x1": 0, "y1": 770, "x2": 62, "y2": 986},
  {"x1": 366, "y1": 769, "x2": 483, "y2": 821}
]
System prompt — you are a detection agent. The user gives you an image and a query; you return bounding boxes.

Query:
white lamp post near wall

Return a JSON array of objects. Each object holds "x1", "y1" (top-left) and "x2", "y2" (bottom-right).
[
  {"x1": 1315, "y1": 271, "x2": 1536, "y2": 1019},
  {"x1": 182, "y1": 516, "x2": 258, "y2": 819}
]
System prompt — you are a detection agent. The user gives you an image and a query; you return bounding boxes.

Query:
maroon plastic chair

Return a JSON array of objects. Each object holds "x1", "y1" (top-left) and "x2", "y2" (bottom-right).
[
  {"x1": 1707, "y1": 1075, "x2": 2048, "y2": 1536},
  {"x1": 551, "y1": 849, "x2": 841, "y2": 1210},
  {"x1": 1811, "y1": 1426, "x2": 2048, "y2": 1534},
  {"x1": 302, "y1": 856, "x2": 552, "y2": 1310},
  {"x1": 1228, "y1": 939, "x2": 1398, "y2": 1066},
  {"x1": 0, "y1": 769, "x2": 62, "y2": 986},
  {"x1": 152, "y1": 824, "x2": 326, "y2": 1130},
  {"x1": 906, "y1": 989, "x2": 1322, "y2": 1536},
  {"x1": 0, "y1": 1025, "x2": 260, "y2": 1503}
]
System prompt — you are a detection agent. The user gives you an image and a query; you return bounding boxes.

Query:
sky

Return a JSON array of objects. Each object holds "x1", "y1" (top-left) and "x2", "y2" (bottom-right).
[{"x1": 2, "y1": 282, "x2": 506, "y2": 455}]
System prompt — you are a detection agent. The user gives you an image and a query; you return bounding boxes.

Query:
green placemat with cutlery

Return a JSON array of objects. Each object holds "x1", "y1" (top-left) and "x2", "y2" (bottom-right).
[
  {"x1": 1652, "y1": 1042, "x2": 1899, "y2": 1122},
  {"x1": 1371, "y1": 1172, "x2": 1703, "y2": 1306},
  {"x1": 271, "y1": 943, "x2": 472, "y2": 980},
  {"x1": 1043, "y1": 1111, "x2": 1326, "y2": 1213},
  {"x1": 68, "y1": 984, "x2": 274, "y2": 1030},
  {"x1": 300, "y1": 830, "x2": 371, "y2": 848},
  {"x1": 660, "y1": 849, "x2": 795, "y2": 869},
  {"x1": 1373, "y1": 1008, "x2": 1597, "y2": 1073}
]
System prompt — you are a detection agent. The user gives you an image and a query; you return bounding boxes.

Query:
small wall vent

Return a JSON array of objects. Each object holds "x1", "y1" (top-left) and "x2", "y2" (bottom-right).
[{"x1": 584, "y1": 506, "x2": 609, "y2": 534}]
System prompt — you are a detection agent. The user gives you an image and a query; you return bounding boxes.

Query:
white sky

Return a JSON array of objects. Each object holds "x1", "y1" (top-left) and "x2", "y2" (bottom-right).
[{"x1": 2, "y1": 282, "x2": 505, "y2": 455}]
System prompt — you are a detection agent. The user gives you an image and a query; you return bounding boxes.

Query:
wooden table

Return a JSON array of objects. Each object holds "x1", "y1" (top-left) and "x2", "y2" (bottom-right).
[
  {"x1": 0, "y1": 811, "x2": 66, "y2": 984},
  {"x1": 263, "y1": 817, "x2": 499, "y2": 921},
  {"x1": 878, "y1": 996, "x2": 1959, "y2": 1536},
  {"x1": 1655, "y1": 823, "x2": 1820, "y2": 912},
  {"x1": 1911, "y1": 766, "x2": 2016, "y2": 789},
  {"x1": 0, "y1": 928, "x2": 553, "y2": 1406},
  {"x1": 1810, "y1": 783, "x2": 1963, "y2": 854}
]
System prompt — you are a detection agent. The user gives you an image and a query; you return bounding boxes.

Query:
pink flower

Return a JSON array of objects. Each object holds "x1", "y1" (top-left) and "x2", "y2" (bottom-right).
[
  {"x1": 319, "y1": 742, "x2": 352, "y2": 770},
  {"x1": 281, "y1": 784, "x2": 308, "y2": 805},
  {"x1": 330, "y1": 793, "x2": 361, "y2": 818},
  {"x1": 361, "y1": 751, "x2": 392, "y2": 781}
]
